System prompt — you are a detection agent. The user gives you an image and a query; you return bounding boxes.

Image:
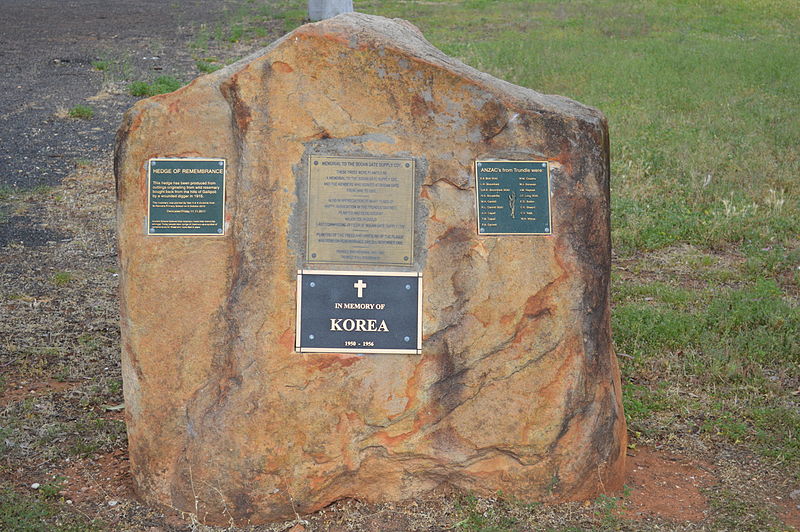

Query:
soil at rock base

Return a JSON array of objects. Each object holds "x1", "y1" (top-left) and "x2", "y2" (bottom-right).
[
  {"x1": 0, "y1": 2, "x2": 799, "y2": 531},
  {"x1": 623, "y1": 448, "x2": 716, "y2": 522}
]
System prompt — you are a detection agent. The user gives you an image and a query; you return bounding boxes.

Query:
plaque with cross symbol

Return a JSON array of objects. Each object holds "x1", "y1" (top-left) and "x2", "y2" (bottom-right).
[{"x1": 295, "y1": 270, "x2": 422, "y2": 354}]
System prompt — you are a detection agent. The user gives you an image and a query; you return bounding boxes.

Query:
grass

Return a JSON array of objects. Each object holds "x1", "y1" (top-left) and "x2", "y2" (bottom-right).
[
  {"x1": 189, "y1": 1, "x2": 284, "y2": 51},
  {"x1": 129, "y1": 75, "x2": 183, "y2": 97},
  {"x1": 280, "y1": 7, "x2": 308, "y2": 33},
  {"x1": 0, "y1": 184, "x2": 54, "y2": 224},
  {"x1": 2, "y1": 383, "x2": 126, "y2": 461},
  {"x1": 706, "y1": 488, "x2": 786, "y2": 531},
  {"x1": 0, "y1": 184, "x2": 14, "y2": 201},
  {"x1": 614, "y1": 276, "x2": 799, "y2": 468},
  {"x1": 93, "y1": 53, "x2": 135, "y2": 84},
  {"x1": 195, "y1": 59, "x2": 221, "y2": 73},
  {"x1": 66, "y1": 105, "x2": 93, "y2": 119},
  {"x1": 73, "y1": 157, "x2": 92, "y2": 169},
  {"x1": 90, "y1": 59, "x2": 109, "y2": 71},
  {"x1": 51, "y1": 272, "x2": 73, "y2": 286},
  {"x1": 454, "y1": 493, "x2": 522, "y2": 531},
  {"x1": 614, "y1": 279, "x2": 799, "y2": 365},
  {"x1": 0, "y1": 487, "x2": 101, "y2": 531}
]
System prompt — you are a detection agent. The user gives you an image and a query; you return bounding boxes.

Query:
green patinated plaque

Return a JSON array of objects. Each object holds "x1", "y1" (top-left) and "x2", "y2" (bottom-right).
[
  {"x1": 147, "y1": 158, "x2": 226, "y2": 236},
  {"x1": 307, "y1": 155, "x2": 415, "y2": 265},
  {"x1": 475, "y1": 160, "x2": 551, "y2": 235}
]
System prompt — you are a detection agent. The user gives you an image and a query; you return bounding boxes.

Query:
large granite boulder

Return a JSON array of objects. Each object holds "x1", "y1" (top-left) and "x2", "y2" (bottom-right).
[{"x1": 115, "y1": 13, "x2": 626, "y2": 525}]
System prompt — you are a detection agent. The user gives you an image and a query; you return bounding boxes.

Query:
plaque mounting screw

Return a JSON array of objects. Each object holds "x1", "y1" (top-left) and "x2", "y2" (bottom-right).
[
  {"x1": 308, "y1": 334, "x2": 315, "y2": 340},
  {"x1": 405, "y1": 284, "x2": 411, "y2": 290},
  {"x1": 404, "y1": 336, "x2": 410, "y2": 342},
  {"x1": 309, "y1": 281, "x2": 316, "y2": 288}
]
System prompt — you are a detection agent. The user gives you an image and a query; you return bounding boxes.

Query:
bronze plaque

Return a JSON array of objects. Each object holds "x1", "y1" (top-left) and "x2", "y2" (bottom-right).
[{"x1": 307, "y1": 155, "x2": 415, "y2": 265}]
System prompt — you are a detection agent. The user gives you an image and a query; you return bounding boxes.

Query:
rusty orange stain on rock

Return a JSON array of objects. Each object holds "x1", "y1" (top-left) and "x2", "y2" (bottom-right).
[
  {"x1": 271, "y1": 61, "x2": 294, "y2": 73},
  {"x1": 499, "y1": 312, "x2": 516, "y2": 326},
  {"x1": 305, "y1": 354, "x2": 362, "y2": 372},
  {"x1": 277, "y1": 328, "x2": 294, "y2": 350}
]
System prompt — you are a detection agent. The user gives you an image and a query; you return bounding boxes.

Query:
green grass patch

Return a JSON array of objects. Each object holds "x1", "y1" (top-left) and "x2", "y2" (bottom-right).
[
  {"x1": 622, "y1": 382, "x2": 665, "y2": 429},
  {"x1": 4, "y1": 403, "x2": 126, "y2": 462},
  {"x1": 0, "y1": 486, "x2": 101, "y2": 531},
  {"x1": 743, "y1": 243, "x2": 800, "y2": 282},
  {"x1": 90, "y1": 59, "x2": 109, "y2": 71},
  {"x1": 454, "y1": 493, "x2": 521, "y2": 531},
  {"x1": 614, "y1": 302, "x2": 703, "y2": 353},
  {"x1": 190, "y1": 25, "x2": 211, "y2": 51},
  {"x1": 196, "y1": 59, "x2": 221, "y2": 73},
  {"x1": 51, "y1": 272, "x2": 73, "y2": 286},
  {"x1": 751, "y1": 406, "x2": 800, "y2": 463},
  {"x1": 89, "y1": 53, "x2": 135, "y2": 83},
  {"x1": 129, "y1": 75, "x2": 183, "y2": 97},
  {"x1": 0, "y1": 183, "x2": 61, "y2": 212},
  {"x1": 0, "y1": 184, "x2": 14, "y2": 201},
  {"x1": 69, "y1": 416, "x2": 126, "y2": 457},
  {"x1": 614, "y1": 279, "x2": 799, "y2": 365},
  {"x1": 30, "y1": 185, "x2": 52, "y2": 196},
  {"x1": 38, "y1": 477, "x2": 66, "y2": 500},
  {"x1": 77, "y1": 333, "x2": 101, "y2": 352},
  {"x1": 281, "y1": 8, "x2": 307, "y2": 33},
  {"x1": 614, "y1": 276, "x2": 800, "y2": 470},
  {"x1": 189, "y1": 1, "x2": 284, "y2": 51},
  {"x1": 464, "y1": 0, "x2": 498, "y2": 9},
  {"x1": 592, "y1": 493, "x2": 627, "y2": 530},
  {"x1": 706, "y1": 488, "x2": 786, "y2": 531},
  {"x1": 66, "y1": 105, "x2": 93, "y2": 119}
]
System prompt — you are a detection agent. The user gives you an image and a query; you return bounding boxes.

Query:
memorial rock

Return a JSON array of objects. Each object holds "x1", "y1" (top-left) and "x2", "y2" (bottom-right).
[{"x1": 115, "y1": 12, "x2": 626, "y2": 525}]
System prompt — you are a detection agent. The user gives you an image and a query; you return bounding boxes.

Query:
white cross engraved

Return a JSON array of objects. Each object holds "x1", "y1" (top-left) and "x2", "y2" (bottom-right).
[{"x1": 354, "y1": 279, "x2": 367, "y2": 298}]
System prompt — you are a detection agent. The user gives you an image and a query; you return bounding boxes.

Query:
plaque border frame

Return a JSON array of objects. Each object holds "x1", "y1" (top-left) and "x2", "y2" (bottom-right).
[
  {"x1": 146, "y1": 157, "x2": 227, "y2": 237},
  {"x1": 474, "y1": 159, "x2": 552, "y2": 236},
  {"x1": 295, "y1": 269, "x2": 423, "y2": 355},
  {"x1": 305, "y1": 155, "x2": 416, "y2": 266}
]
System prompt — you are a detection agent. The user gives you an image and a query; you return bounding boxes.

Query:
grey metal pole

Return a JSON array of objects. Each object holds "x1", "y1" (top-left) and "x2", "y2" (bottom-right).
[{"x1": 308, "y1": 0, "x2": 354, "y2": 21}]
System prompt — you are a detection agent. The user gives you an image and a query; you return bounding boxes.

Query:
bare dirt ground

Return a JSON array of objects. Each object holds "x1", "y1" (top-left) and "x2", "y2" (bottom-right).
[{"x1": 1, "y1": 2, "x2": 799, "y2": 531}]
